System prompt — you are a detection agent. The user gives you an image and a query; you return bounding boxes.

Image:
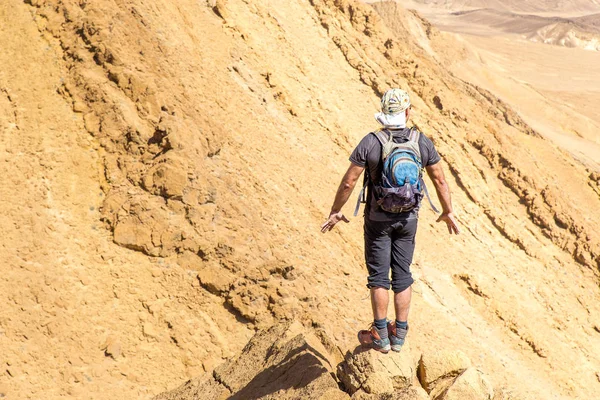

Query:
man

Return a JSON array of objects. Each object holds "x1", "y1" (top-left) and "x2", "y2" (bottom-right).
[{"x1": 321, "y1": 88, "x2": 459, "y2": 353}]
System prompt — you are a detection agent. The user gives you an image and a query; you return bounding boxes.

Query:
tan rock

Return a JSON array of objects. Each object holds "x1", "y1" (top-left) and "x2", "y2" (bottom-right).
[
  {"x1": 338, "y1": 343, "x2": 416, "y2": 395},
  {"x1": 142, "y1": 322, "x2": 159, "y2": 340},
  {"x1": 439, "y1": 367, "x2": 494, "y2": 400},
  {"x1": 351, "y1": 385, "x2": 430, "y2": 399},
  {"x1": 82, "y1": 111, "x2": 100, "y2": 134},
  {"x1": 156, "y1": 321, "x2": 347, "y2": 400},
  {"x1": 72, "y1": 100, "x2": 88, "y2": 113},
  {"x1": 101, "y1": 336, "x2": 122, "y2": 360},
  {"x1": 409, "y1": 386, "x2": 431, "y2": 400},
  {"x1": 211, "y1": 0, "x2": 229, "y2": 21},
  {"x1": 492, "y1": 387, "x2": 519, "y2": 400},
  {"x1": 197, "y1": 262, "x2": 235, "y2": 294},
  {"x1": 143, "y1": 162, "x2": 188, "y2": 200},
  {"x1": 318, "y1": 388, "x2": 352, "y2": 400},
  {"x1": 113, "y1": 217, "x2": 153, "y2": 254},
  {"x1": 418, "y1": 350, "x2": 471, "y2": 394},
  {"x1": 429, "y1": 376, "x2": 458, "y2": 400},
  {"x1": 153, "y1": 374, "x2": 229, "y2": 400},
  {"x1": 362, "y1": 373, "x2": 395, "y2": 395}
]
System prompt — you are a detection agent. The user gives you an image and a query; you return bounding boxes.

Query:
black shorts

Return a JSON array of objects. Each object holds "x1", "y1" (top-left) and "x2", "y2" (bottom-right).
[{"x1": 364, "y1": 217, "x2": 418, "y2": 293}]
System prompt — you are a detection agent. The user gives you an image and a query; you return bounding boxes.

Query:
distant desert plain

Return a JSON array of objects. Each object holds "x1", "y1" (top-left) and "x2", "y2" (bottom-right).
[{"x1": 371, "y1": 0, "x2": 600, "y2": 169}]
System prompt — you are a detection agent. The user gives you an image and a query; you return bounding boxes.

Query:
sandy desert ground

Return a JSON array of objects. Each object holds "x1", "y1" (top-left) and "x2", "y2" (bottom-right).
[{"x1": 1, "y1": 1, "x2": 599, "y2": 399}]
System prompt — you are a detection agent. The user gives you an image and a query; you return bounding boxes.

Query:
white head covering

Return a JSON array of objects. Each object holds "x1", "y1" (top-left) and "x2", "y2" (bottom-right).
[{"x1": 374, "y1": 88, "x2": 411, "y2": 129}]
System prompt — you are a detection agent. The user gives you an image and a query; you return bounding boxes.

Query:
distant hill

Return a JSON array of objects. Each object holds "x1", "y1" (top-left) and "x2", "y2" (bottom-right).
[
  {"x1": 575, "y1": 11, "x2": 600, "y2": 27},
  {"x1": 408, "y1": 0, "x2": 600, "y2": 13},
  {"x1": 448, "y1": 8, "x2": 600, "y2": 50}
]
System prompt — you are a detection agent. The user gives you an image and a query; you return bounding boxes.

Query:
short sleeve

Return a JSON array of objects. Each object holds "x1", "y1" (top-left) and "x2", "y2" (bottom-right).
[
  {"x1": 349, "y1": 134, "x2": 377, "y2": 167},
  {"x1": 420, "y1": 134, "x2": 441, "y2": 167}
]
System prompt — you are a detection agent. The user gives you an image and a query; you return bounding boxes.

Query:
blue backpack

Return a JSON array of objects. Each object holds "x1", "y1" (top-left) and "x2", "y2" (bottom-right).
[{"x1": 354, "y1": 128, "x2": 439, "y2": 216}]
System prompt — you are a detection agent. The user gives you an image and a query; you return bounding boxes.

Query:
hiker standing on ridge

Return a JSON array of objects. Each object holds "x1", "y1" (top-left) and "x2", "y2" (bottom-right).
[{"x1": 321, "y1": 88, "x2": 460, "y2": 353}]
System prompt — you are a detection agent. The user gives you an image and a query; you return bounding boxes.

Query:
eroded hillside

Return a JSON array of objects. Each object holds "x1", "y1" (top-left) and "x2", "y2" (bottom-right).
[{"x1": 1, "y1": 0, "x2": 599, "y2": 399}]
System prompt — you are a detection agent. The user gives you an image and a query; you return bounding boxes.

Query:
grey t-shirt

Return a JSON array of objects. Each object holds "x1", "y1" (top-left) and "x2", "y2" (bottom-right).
[{"x1": 349, "y1": 127, "x2": 441, "y2": 222}]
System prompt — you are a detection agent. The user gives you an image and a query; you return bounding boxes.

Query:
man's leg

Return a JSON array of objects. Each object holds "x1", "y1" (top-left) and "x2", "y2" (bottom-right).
[
  {"x1": 371, "y1": 287, "x2": 389, "y2": 320},
  {"x1": 364, "y1": 219, "x2": 392, "y2": 311},
  {"x1": 389, "y1": 218, "x2": 417, "y2": 351},
  {"x1": 359, "y1": 288, "x2": 391, "y2": 352},
  {"x1": 393, "y1": 285, "x2": 411, "y2": 322},
  {"x1": 359, "y1": 219, "x2": 393, "y2": 352}
]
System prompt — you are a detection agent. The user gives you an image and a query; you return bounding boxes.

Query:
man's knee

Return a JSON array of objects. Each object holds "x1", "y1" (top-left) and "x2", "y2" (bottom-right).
[
  {"x1": 391, "y1": 276, "x2": 413, "y2": 293},
  {"x1": 367, "y1": 275, "x2": 391, "y2": 291}
]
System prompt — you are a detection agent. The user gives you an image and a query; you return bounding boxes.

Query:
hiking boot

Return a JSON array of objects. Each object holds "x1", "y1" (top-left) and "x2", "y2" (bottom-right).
[
  {"x1": 358, "y1": 325, "x2": 391, "y2": 353},
  {"x1": 388, "y1": 321, "x2": 408, "y2": 352}
]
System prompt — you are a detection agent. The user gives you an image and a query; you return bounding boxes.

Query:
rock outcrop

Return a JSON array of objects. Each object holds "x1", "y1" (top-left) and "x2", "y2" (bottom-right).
[
  {"x1": 418, "y1": 350, "x2": 493, "y2": 400},
  {"x1": 337, "y1": 344, "x2": 417, "y2": 395},
  {"x1": 157, "y1": 322, "x2": 495, "y2": 400},
  {"x1": 155, "y1": 322, "x2": 348, "y2": 400},
  {"x1": 352, "y1": 387, "x2": 430, "y2": 400},
  {"x1": 417, "y1": 350, "x2": 471, "y2": 395},
  {"x1": 438, "y1": 367, "x2": 494, "y2": 400}
]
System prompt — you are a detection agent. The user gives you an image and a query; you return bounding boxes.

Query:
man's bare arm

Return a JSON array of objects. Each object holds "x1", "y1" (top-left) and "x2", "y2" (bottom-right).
[
  {"x1": 321, "y1": 163, "x2": 364, "y2": 233},
  {"x1": 330, "y1": 163, "x2": 364, "y2": 213},
  {"x1": 425, "y1": 162, "x2": 460, "y2": 235}
]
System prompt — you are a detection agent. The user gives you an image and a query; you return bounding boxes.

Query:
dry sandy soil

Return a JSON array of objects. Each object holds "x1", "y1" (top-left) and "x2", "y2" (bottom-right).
[{"x1": 1, "y1": 0, "x2": 600, "y2": 399}]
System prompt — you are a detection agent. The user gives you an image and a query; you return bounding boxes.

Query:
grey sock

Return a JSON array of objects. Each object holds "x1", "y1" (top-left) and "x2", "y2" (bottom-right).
[
  {"x1": 374, "y1": 318, "x2": 389, "y2": 340},
  {"x1": 376, "y1": 326, "x2": 389, "y2": 340}
]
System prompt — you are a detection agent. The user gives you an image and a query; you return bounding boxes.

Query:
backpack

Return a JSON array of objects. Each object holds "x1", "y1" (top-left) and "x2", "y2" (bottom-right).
[{"x1": 353, "y1": 128, "x2": 439, "y2": 216}]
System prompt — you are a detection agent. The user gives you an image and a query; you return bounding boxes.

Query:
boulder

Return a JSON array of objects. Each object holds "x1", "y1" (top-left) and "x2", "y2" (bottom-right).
[
  {"x1": 154, "y1": 321, "x2": 349, "y2": 400},
  {"x1": 113, "y1": 217, "x2": 153, "y2": 254},
  {"x1": 142, "y1": 160, "x2": 188, "y2": 200},
  {"x1": 352, "y1": 386, "x2": 430, "y2": 399},
  {"x1": 418, "y1": 350, "x2": 471, "y2": 395},
  {"x1": 438, "y1": 367, "x2": 494, "y2": 400},
  {"x1": 197, "y1": 262, "x2": 236, "y2": 294},
  {"x1": 337, "y1": 343, "x2": 416, "y2": 395},
  {"x1": 154, "y1": 374, "x2": 229, "y2": 400}
]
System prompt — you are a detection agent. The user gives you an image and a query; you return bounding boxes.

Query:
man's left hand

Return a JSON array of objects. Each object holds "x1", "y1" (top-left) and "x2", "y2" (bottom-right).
[
  {"x1": 321, "y1": 211, "x2": 350, "y2": 233},
  {"x1": 436, "y1": 212, "x2": 460, "y2": 235}
]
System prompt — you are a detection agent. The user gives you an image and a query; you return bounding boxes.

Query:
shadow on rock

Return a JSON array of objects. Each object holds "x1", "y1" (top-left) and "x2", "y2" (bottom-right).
[{"x1": 154, "y1": 321, "x2": 348, "y2": 400}]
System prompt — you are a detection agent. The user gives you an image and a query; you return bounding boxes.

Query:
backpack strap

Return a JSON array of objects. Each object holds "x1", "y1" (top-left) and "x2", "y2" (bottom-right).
[
  {"x1": 420, "y1": 177, "x2": 440, "y2": 214},
  {"x1": 354, "y1": 130, "x2": 385, "y2": 217},
  {"x1": 410, "y1": 128, "x2": 439, "y2": 212},
  {"x1": 373, "y1": 129, "x2": 389, "y2": 146},
  {"x1": 354, "y1": 129, "x2": 382, "y2": 217},
  {"x1": 408, "y1": 127, "x2": 420, "y2": 142},
  {"x1": 408, "y1": 127, "x2": 422, "y2": 164},
  {"x1": 353, "y1": 169, "x2": 370, "y2": 217}
]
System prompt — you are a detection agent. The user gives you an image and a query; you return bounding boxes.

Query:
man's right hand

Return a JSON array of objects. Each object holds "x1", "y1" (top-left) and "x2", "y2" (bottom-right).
[
  {"x1": 321, "y1": 211, "x2": 350, "y2": 233},
  {"x1": 437, "y1": 212, "x2": 460, "y2": 235}
]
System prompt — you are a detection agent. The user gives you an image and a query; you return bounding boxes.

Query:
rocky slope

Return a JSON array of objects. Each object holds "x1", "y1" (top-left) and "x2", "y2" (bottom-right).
[{"x1": 1, "y1": 0, "x2": 599, "y2": 399}]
